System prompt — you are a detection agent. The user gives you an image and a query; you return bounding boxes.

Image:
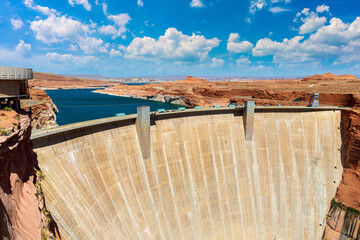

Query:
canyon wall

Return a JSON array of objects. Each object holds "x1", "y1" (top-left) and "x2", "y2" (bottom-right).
[
  {"x1": 32, "y1": 109, "x2": 343, "y2": 239},
  {"x1": 0, "y1": 113, "x2": 41, "y2": 239}
]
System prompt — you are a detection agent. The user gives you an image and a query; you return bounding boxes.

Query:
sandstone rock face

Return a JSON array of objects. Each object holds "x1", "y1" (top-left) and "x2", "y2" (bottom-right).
[
  {"x1": 23, "y1": 89, "x2": 59, "y2": 130},
  {"x1": 95, "y1": 73, "x2": 360, "y2": 108},
  {"x1": 0, "y1": 114, "x2": 41, "y2": 240}
]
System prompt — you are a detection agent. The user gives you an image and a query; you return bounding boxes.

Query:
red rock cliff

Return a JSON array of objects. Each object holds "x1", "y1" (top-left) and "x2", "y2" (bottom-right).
[{"x1": 0, "y1": 113, "x2": 41, "y2": 239}]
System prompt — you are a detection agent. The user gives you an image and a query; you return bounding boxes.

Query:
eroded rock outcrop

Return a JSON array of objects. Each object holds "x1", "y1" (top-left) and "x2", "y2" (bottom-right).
[
  {"x1": 23, "y1": 89, "x2": 58, "y2": 130},
  {"x1": 0, "y1": 112, "x2": 59, "y2": 240},
  {"x1": 0, "y1": 113, "x2": 40, "y2": 239}
]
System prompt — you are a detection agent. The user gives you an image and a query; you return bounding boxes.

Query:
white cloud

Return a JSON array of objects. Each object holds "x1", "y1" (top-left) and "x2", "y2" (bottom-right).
[
  {"x1": 250, "y1": 0, "x2": 291, "y2": 14},
  {"x1": 68, "y1": 0, "x2": 92, "y2": 11},
  {"x1": 24, "y1": 0, "x2": 58, "y2": 15},
  {"x1": 110, "y1": 49, "x2": 122, "y2": 57},
  {"x1": 11, "y1": 18, "x2": 24, "y2": 30},
  {"x1": 77, "y1": 37, "x2": 108, "y2": 54},
  {"x1": 101, "y1": 4, "x2": 131, "y2": 38},
  {"x1": 269, "y1": 6, "x2": 290, "y2": 13},
  {"x1": 70, "y1": 44, "x2": 79, "y2": 51},
  {"x1": 46, "y1": 52, "x2": 98, "y2": 64},
  {"x1": 137, "y1": 0, "x2": 143, "y2": 7},
  {"x1": 250, "y1": 15, "x2": 360, "y2": 65},
  {"x1": 30, "y1": 14, "x2": 90, "y2": 43},
  {"x1": 107, "y1": 13, "x2": 131, "y2": 28},
  {"x1": 211, "y1": 58, "x2": 225, "y2": 67},
  {"x1": 190, "y1": 0, "x2": 204, "y2": 8},
  {"x1": 15, "y1": 40, "x2": 31, "y2": 57},
  {"x1": 236, "y1": 56, "x2": 251, "y2": 66},
  {"x1": 309, "y1": 17, "x2": 350, "y2": 44},
  {"x1": 299, "y1": 16, "x2": 327, "y2": 34},
  {"x1": 294, "y1": 7, "x2": 328, "y2": 34},
  {"x1": 102, "y1": 3, "x2": 108, "y2": 15},
  {"x1": 252, "y1": 36, "x2": 305, "y2": 58},
  {"x1": 125, "y1": 28, "x2": 220, "y2": 62},
  {"x1": 316, "y1": 4, "x2": 329, "y2": 13},
  {"x1": 227, "y1": 33, "x2": 253, "y2": 53},
  {"x1": 99, "y1": 25, "x2": 126, "y2": 39}
]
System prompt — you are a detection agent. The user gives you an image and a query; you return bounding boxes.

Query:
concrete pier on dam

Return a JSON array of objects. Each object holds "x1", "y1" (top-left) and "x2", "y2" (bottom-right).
[{"x1": 31, "y1": 105, "x2": 344, "y2": 240}]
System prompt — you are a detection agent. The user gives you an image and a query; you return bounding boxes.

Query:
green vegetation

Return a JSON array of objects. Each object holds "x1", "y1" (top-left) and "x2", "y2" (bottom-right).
[
  {"x1": 2, "y1": 107, "x2": 12, "y2": 111},
  {"x1": 331, "y1": 198, "x2": 360, "y2": 215},
  {"x1": 14, "y1": 114, "x2": 20, "y2": 121},
  {"x1": 41, "y1": 228, "x2": 48, "y2": 240},
  {"x1": 0, "y1": 128, "x2": 11, "y2": 136},
  {"x1": 347, "y1": 206, "x2": 360, "y2": 215},
  {"x1": 35, "y1": 168, "x2": 46, "y2": 181}
]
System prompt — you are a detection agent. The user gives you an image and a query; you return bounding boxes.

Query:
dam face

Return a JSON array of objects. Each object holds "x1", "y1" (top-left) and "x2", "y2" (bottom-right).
[{"x1": 32, "y1": 108, "x2": 343, "y2": 240}]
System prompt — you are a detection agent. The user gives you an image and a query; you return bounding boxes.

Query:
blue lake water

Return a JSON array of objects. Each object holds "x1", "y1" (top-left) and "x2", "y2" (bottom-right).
[{"x1": 46, "y1": 88, "x2": 184, "y2": 126}]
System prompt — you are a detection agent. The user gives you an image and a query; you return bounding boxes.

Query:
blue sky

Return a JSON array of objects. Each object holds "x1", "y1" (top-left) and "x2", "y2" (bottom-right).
[{"x1": 0, "y1": 0, "x2": 359, "y2": 77}]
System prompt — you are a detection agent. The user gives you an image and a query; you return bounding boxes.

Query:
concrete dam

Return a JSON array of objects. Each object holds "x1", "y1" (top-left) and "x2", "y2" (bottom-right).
[{"x1": 31, "y1": 105, "x2": 344, "y2": 240}]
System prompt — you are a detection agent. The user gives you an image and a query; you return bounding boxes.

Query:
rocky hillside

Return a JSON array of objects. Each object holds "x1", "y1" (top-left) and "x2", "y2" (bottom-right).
[
  {"x1": 30, "y1": 72, "x2": 118, "y2": 89},
  {"x1": 95, "y1": 73, "x2": 360, "y2": 108}
]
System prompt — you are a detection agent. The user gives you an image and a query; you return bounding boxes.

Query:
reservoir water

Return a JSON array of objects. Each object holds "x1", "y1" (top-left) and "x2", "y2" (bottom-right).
[{"x1": 46, "y1": 88, "x2": 184, "y2": 126}]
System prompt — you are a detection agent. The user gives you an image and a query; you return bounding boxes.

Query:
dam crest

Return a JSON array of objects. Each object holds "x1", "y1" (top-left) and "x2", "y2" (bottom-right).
[{"x1": 31, "y1": 105, "x2": 344, "y2": 240}]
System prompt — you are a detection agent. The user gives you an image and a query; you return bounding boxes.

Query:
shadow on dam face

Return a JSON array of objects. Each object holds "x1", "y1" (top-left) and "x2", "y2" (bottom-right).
[{"x1": 32, "y1": 109, "x2": 343, "y2": 240}]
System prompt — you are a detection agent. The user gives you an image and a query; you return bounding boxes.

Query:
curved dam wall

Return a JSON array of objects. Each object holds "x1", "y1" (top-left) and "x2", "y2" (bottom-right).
[{"x1": 31, "y1": 107, "x2": 344, "y2": 240}]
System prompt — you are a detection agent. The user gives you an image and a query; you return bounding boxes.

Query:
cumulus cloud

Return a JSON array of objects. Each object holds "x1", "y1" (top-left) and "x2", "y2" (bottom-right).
[
  {"x1": 29, "y1": 14, "x2": 109, "y2": 54},
  {"x1": 15, "y1": 40, "x2": 31, "y2": 57},
  {"x1": 190, "y1": 0, "x2": 204, "y2": 8},
  {"x1": 251, "y1": 14, "x2": 360, "y2": 65},
  {"x1": 250, "y1": 0, "x2": 291, "y2": 14},
  {"x1": 137, "y1": 0, "x2": 143, "y2": 7},
  {"x1": 110, "y1": 49, "x2": 122, "y2": 57},
  {"x1": 24, "y1": 0, "x2": 58, "y2": 15},
  {"x1": 68, "y1": 0, "x2": 92, "y2": 11},
  {"x1": 316, "y1": 4, "x2": 330, "y2": 13},
  {"x1": 125, "y1": 28, "x2": 220, "y2": 62},
  {"x1": 11, "y1": 18, "x2": 24, "y2": 30},
  {"x1": 309, "y1": 17, "x2": 354, "y2": 44},
  {"x1": 46, "y1": 52, "x2": 98, "y2": 64},
  {"x1": 294, "y1": 6, "x2": 329, "y2": 34},
  {"x1": 211, "y1": 58, "x2": 225, "y2": 68},
  {"x1": 30, "y1": 14, "x2": 90, "y2": 43},
  {"x1": 107, "y1": 13, "x2": 131, "y2": 33},
  {"x1": 77, "y1": 36, "x2": 108, "y2": 54},
  {"x1": 99, "y1": 25, "x2": 126, "y2": 39},
  {"x1": 101, "y1": 3, "x2": 131, "y2": 38},
  {"x1": 236, "y1": 56, "x2": 251, "y2": 66},
  {"x1": 227, "y1": 33, "x2": 253, "y2": 53}
]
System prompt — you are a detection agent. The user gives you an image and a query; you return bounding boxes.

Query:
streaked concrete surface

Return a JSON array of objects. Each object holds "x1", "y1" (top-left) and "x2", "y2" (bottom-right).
[{"x1": 32, "y1": 109, "x2": 343, "y2": 239}]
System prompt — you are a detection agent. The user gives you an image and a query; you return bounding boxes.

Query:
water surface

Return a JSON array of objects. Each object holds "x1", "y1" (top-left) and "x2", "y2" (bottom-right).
[{"x1": 46, "y1": 88, "x2": 183, "y2": 125}]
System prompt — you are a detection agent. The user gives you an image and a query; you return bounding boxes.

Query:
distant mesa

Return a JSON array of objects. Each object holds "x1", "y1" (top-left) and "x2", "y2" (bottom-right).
[
  {"x1": 302, "y1": 72, "x2": 358, "y2": 81},
  {"x1": 177, "y1": 75, "x2": 209, "y2": 84}
]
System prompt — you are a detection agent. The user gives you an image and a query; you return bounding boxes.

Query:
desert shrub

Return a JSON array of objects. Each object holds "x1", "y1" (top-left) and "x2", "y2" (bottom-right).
[
  {"x1": 3, "y1": 107, "x2": 12, "y2": 111},
  {"x1": 0, "y1": 128, "x2": 11, "y2": 136}
]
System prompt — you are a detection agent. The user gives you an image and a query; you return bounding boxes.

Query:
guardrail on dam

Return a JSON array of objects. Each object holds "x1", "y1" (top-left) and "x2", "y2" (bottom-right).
[{"x1": 31, "y1": 105, "x2": 344, "y2": 240}]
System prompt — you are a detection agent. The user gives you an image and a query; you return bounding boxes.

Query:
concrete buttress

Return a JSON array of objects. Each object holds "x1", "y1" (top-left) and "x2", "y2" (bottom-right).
[{"x1": 136, "y1": 106, "x2": 151, "y2": 159}]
